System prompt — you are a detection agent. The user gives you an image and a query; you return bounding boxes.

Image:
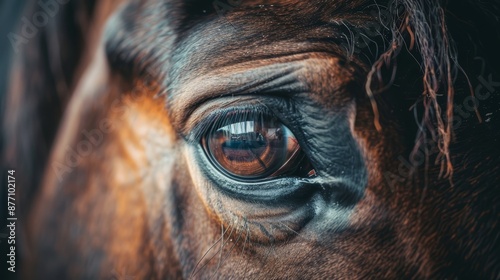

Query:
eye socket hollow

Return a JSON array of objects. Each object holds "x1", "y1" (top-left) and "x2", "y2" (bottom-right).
[{"x1": 202, "y1": 110, "x2": 306, "y2": 181}]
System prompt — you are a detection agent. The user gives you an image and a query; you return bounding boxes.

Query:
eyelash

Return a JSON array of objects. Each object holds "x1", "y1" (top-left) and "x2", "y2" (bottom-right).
[{"x1": 189, "y1": 105, "x2": 274, "y2": 142}]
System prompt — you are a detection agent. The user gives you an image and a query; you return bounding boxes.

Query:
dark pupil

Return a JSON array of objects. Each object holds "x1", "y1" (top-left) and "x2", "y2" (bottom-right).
[{"x1": 206, "y1": 118, "x2": 291, "y2": 179}]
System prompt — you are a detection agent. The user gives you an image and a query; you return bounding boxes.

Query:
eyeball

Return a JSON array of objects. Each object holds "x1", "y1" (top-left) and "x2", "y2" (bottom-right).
[{"x1": 202, "y1": 110, "x2": 304, "y2": 180}]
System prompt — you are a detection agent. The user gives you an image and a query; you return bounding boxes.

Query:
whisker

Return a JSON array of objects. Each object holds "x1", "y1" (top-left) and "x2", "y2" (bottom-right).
[
  {"x1": 210, "y1": 218, "x2": 246, "y2": 280},
  {"x1": 276, "y1": 222, "x2": 305, "y2": 241},
  {"x1": 190, "y1": 224, "x2": 230, "y2": 279},
  {"x1": 221, "y1": 221, "x2": 245, "y2": 264},
  {"x1": 212, "y1": 222, "x2": 237, "y2": 279},
  {"x1": 242, "y1": 221, "x2": 252, "y2": 278}
]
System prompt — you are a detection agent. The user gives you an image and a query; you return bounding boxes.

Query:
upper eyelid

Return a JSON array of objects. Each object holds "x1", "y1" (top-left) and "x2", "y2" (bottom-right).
[
  {"x1": 170, "y1": 64, "x2": 303, "y2": 122},
  {"x1": 186, "y1": 104, "x2": 274, "y2": 144},
  {"x1": 170, "y1": 56, "x2": 337, "y2": 130},
  {"x1": 181, "y1": 93, "x2": 279, "y2": 139},
  {"x1": 171, "y1": 56, "x2": 356, "y2": 140}
]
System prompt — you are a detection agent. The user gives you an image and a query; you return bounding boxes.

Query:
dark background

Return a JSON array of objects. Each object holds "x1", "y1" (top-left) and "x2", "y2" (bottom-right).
[{"x1": 1, "y1": 2, "x2": 32, "y2": 280}]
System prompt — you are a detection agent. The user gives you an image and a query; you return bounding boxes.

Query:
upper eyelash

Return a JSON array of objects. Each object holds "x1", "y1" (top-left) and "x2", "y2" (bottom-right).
[{"x1": 188, "y1": 105, "x2": 275, "y2": 143}]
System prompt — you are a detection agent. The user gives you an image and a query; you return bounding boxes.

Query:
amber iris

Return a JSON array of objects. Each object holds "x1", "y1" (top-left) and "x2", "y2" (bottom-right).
[{"x1": 203, "y1": 114, "x2": 301, "y2": 180}]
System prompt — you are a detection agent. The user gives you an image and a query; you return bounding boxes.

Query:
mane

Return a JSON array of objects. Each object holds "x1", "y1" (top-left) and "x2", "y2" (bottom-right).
[{"x1": 367, "y1": 0, "x2": 499, "y2": 181}]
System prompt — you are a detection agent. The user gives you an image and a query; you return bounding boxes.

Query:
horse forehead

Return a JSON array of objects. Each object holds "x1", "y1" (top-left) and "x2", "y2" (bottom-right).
[
  {"x1": 104, "y1": 0, "x2": 379, "y2": 105},
  {"x1": 162, "y1": 6, "x2": 373, "y2": 102}
]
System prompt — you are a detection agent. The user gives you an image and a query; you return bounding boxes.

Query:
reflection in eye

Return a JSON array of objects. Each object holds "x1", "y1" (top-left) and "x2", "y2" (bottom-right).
[{"x1": 202, "y1": 109, "x2": 314, "y2": 180}]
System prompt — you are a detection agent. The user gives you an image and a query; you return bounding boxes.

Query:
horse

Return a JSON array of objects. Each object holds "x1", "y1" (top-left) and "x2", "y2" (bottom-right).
[{"x1": 1, "y1": 0, "x2": 499, "y2": 279}]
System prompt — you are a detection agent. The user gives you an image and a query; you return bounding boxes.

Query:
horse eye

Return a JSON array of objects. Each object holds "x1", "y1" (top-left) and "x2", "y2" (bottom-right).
[{"x1": 202, "y1": 111, "x2": 310, "y2": 180}]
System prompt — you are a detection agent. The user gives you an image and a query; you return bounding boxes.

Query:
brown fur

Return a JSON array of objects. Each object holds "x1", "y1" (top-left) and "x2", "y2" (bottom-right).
[{"x1": 1, "y1": 0, "x2": 499, "y2": 279}]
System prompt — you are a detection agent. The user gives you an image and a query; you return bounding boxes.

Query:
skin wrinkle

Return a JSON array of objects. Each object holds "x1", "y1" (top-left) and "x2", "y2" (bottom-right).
[{"x1": 173, "y1": 55, "x2": 355, "y2": 135}]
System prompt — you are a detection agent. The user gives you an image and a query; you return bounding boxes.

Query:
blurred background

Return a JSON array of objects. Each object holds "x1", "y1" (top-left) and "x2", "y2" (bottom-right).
[
  {"x1": 0, "y1": 2, "x2": 104, "y2": 279},
  {"x1": 1, "y1": 3, "x2": 31, "y2": 279}
]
